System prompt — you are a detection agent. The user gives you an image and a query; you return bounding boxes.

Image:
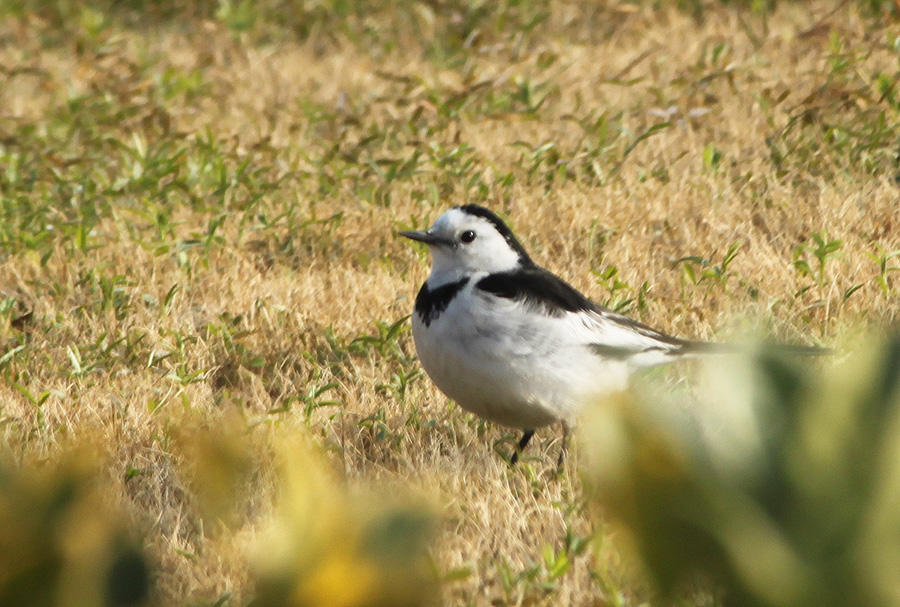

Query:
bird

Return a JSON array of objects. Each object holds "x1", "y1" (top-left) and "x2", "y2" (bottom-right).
[{"x1": 400, "y1": 204, "x2": 827, "y2": 465}]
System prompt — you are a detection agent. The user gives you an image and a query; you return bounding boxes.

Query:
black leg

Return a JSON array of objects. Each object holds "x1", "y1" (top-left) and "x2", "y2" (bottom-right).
[
  {"x1": 510, "y1": 429, "x2": 535, "y2": 465},
  {"x1": 556, "y1": 422, "x2": 571, "y2": 469}
]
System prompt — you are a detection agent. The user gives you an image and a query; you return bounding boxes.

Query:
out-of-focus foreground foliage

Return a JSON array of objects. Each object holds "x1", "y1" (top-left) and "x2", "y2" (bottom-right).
[
  {"x1": 0, "y1": 450, "x2": 149, "y2": 607},
  {"x1": 250, "y1": 435, "x2": 436, "y2": 607},
  {"x1": 0, "y1": 432, "x2": 436, "y2": 607},
  {"x1": 581, "y1": 337, "x2": 900, "y2": 607}
]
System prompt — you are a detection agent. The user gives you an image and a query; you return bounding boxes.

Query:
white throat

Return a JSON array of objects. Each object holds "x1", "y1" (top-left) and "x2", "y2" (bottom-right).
[{"x1": 426, "y1": 245, "x2": 520, "y2": 288}]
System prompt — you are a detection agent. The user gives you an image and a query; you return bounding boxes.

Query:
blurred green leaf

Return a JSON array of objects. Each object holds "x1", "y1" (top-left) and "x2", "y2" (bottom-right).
[{"x1": 581, "y1": 337, "x2": 900, "y2": 607}]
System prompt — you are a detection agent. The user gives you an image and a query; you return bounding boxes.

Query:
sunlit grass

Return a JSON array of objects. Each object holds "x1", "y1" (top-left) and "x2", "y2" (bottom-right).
[{"x1": 2, "y1": 0, "x2": 900, "y2": 605}]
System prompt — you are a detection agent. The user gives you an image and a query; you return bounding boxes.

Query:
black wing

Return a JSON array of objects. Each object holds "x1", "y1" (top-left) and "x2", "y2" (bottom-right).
[
  {"x1": 476, "y1": 268, "x2": 833, "y2": 360},
  {"x1": 475, "y1": 267, "x2": 593, "y2": 317},
  {"x1": 475, "y1": 267, "x2": 692, "y2": 350}
]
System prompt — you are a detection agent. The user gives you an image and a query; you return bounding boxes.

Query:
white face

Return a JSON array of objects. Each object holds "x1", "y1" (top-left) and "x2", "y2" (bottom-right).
[{"x1": 405, "y1": 207, "x2": 526, "y2": 285}]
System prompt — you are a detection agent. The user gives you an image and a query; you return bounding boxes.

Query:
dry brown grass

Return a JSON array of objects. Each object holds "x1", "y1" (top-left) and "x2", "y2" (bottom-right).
[{"x1": 2, "y1": 1, "x2": 900, "y2": 605}]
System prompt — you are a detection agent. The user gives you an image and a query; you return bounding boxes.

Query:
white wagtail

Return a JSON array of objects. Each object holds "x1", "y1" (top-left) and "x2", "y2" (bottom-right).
[{"x1": 401, "y1": 204, "x2": 827, "y2": 464}]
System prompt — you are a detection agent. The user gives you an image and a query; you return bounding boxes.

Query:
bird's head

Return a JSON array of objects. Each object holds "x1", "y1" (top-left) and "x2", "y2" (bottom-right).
[{"x1": 401, "y1": 205, "x2": 533, "y2": 285}]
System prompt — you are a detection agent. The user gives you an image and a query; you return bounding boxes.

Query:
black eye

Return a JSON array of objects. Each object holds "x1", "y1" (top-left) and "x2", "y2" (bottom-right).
[{"x1": 460, "y1": 230, "x2": 477, "y2": 244}]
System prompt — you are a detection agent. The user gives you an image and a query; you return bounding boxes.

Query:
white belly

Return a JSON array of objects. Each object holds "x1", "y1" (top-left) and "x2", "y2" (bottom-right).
[{"x1": 411, "y1": 288, "x2": 630, "y2": 429}]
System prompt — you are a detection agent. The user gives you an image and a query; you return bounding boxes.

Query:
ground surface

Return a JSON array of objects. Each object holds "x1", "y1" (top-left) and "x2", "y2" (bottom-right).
[{"x1": 1, "y1": 1, "x2": 899, "y2": 605}]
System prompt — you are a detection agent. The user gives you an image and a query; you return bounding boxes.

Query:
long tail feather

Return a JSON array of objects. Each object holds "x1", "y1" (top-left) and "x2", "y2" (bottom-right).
[{"x1": 679, "y1": 340, "x2": 834, "y2": 357}]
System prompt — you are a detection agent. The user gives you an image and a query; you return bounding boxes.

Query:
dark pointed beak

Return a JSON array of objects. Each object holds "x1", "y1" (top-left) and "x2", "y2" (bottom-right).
[{"x1": 399, "y1": 230, "x2": 452, "y2": 247}]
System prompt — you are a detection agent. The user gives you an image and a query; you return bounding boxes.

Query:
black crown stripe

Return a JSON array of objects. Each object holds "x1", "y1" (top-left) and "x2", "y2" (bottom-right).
[{"x1": 456, "y1": 204, "x2": 534, "y2": 267}]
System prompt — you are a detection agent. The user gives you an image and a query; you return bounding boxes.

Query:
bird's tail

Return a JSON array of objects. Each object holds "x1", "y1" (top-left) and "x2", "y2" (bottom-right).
[
  {"x1": 602, "y1": 339, "x2": 833, "y2": 370},
  {"x1": 678, "y1": 340, "x2": 834, "y2": 357}
]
